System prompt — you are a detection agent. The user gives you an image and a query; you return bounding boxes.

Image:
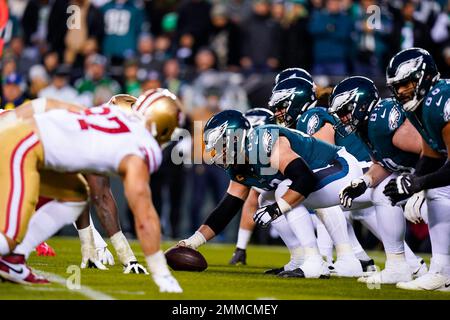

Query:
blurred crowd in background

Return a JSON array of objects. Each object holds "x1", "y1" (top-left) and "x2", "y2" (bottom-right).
[{"x1": 1, "y1": 0, "x2": 449, "y2": 252}]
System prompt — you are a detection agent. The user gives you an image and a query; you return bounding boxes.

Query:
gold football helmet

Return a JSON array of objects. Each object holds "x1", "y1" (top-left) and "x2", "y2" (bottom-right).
[
  {"x1": 108, "y1": 94, "x2": 137, "y2": 111},
  {"x1": 133, "y1": 88, "x2": 182, "y2": 145}
]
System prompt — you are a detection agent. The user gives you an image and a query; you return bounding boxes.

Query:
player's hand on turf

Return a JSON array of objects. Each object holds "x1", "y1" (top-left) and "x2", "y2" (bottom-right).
[
  {"x1": 80, "y1": 244, "x2": 108, "y2": 270},
  {"x1": 152, "y1": 274, "x2": 183, "y2": 293},
  {"x1": 253, "y1": 203, "x2": 282, "y2": 228},
  {"x1": 383, "y1": 174, "x2": 420, "y2": 205},
  {"x1": 96, "y1": 247, "x2": 115, "y2": 266},
  {"x1": 123, "y1": 261, "x2": 149, "y2": 274},
  {"x1": 404, "y1": 191, "x2": 426, "y2": 224},
  {"x1": 339, "y1": 178, "x2": 368, "y2": 208}
]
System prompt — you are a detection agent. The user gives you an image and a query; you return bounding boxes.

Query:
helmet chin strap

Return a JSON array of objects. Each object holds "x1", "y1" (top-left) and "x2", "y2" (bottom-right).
[{"x1": 403, "y1": 96, "x2": 422, "y2": 112}]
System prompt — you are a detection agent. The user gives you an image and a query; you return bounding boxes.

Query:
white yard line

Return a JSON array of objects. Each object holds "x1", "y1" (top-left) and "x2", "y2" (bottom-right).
[{"x1": 35, "y1": 269, "x2": 116, "y2": 300}]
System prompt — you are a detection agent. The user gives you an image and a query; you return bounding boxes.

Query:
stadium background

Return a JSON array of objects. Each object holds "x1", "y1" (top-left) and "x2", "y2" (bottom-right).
[{"x1": 1, "y1": 0, "x2": 450, "y2": 254}]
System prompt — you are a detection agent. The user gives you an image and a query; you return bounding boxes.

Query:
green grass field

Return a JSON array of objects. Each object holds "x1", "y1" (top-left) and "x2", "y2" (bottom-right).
[{"x1": 0, "y1": 237, "x2": 449, "y2": 300}]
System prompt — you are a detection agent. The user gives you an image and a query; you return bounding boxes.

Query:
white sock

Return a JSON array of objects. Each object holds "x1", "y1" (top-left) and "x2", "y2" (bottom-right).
[
  {"x1": 145, "y1": 250, "x2": 171, "y2": 277},
  {"x1": 90, "y1": 215, "x2": 107, "y2": 249},
  {"x1": 374, "y1": 204, "x2": 406, "y2": 254},
  {"x1": 312, "y1": 214, "x2": 334, "y2": 261},
  {"x1": 427, "y1": 197, "x2": 450, "y2": 262},
  {"x1": 405, "y1": 242, "x2": 421, "y2": 268},
  {"x1": 271, "y1": 214, "x2": 301, "y2": 250},
  {"x1": 0, "y1": 233, "x2": 9, "y2": 255},
  {"x1": 110, "y1": 231, "x2": 136, "y2": 265},
  {"x1": 317, "y1": 206, "x2": 358, "y2": 260},
  {"x1": 14, "y1": 201, "x2": 87, "y2": 258},
  {"x1": 283, "y1": 205, "x2": 318, "y2": 249},
  {"x1": 236, "y1": 228, "x2": 252, "y2": 250},
  {"x1": 346, "y1": 218, "x2": 370, "y2": 261},
  {"x1": 358, "y1": 211, "x2": 381, "y2": 239},
  {"x1": 386, "y1": 252, "x2": 407, "y2": 265},
  {"x1": 430, "y1": 254, "x2": 450, "y2": 275}
]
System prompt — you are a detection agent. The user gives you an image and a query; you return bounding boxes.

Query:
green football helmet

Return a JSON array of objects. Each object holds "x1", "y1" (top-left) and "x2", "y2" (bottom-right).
[
  {"x1": 268, "y1": 77, "x2": 317, "y2": 128},
  {"x1": 273, "y1": 68, "x2": 314, "y2": 87},
  {"x1": 329, "y1": 76, "x2": 380, "y2": 137},
  {"x1": 386, "y1": 47, "x2": 440, "y2": 112},
  {"x1": 203, "y1": 110, "x2": 251, "y2": 169}
]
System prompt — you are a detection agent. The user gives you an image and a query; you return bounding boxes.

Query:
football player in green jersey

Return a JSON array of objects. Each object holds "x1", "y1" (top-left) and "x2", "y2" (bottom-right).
[
  {"x1": 383, "y1": 48, "x2": 450, "y2": 291},
  {"x1": 179, "y1": 106, "x2": 377, "y2": 278},
  {"x1": 329, "y1": 76, "x2": 427, "y2": 285}
]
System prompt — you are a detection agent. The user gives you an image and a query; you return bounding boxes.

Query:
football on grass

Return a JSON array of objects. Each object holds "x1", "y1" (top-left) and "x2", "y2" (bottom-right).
[{"x1": 165, "y1": 246, "x2": 208, "y2": 272}]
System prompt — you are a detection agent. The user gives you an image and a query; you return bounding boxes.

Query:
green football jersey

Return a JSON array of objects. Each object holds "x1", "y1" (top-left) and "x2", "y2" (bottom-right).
[
  {"x1": 296, "y1": 107, "x2": 371, "y2": 162},
  {"x1": 406, "y1": 79, "x2": 450, "y2": 156},
  {"x1": 226, "y1": 124, "x2": 342, "y2": 191},
  {"x1": 364, "y1": 98, "x2": 418, "y2": 172}
]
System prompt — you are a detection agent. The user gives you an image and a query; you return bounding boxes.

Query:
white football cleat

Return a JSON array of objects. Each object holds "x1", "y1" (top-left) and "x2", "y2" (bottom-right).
[
  {"x1": 300, "y1": 255, "x2": 330, "y2": 278},
  {"x1": 396, "y1": 272, "x2": 450, "y2": 291},
  {"x1": 411, "y1": 259, "x2": 428, "y2": 279},
  {"x1": 277, "y1": 255, "x2": 330, "y2": 279},
  {"x1": 358, "y1": 260, "x2": 411, "y2": 284},
  {"x1": 152, "y1": 274, "x2": 183, "y2": 293},
  {"x1": 332, "y1": 255, "x2": 363, "y2": 277}
]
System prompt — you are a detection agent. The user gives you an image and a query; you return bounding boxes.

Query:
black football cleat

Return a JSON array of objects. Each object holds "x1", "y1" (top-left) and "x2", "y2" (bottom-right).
[
  {"x1": 229, "y1": 248, "x2": 247, "y2": 265},
  {"x1": 277, "y1": 268, "x2": 305, "y2": 278},
  {"x1": 264, "y1": 266, "x2": 285, "y2": 275}
]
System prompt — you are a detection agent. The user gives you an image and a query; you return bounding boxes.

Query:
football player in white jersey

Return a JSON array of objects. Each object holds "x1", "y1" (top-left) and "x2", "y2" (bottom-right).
[
  {"x1": 0, "y1": 95, "x2": 148, "y2": 274},
  {"x1": 0, "y1": 89, "x2": 183, "y2": 293}
]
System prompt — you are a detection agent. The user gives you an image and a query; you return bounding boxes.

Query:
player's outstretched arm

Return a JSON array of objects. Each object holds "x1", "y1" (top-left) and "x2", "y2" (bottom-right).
[
  {"x1": 86, "y1": 174, "x2": 148, "y2": 273},
  {"x1": 120, "y1": 155, "x2": 181, "y2": 293},
  {"x1": 179, "y1": 181, "x2": 249, "y2": 249}
]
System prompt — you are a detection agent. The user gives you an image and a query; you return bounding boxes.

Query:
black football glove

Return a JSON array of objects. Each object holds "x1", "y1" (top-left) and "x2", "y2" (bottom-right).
[
  {"x1": 253, "y1": 203, "x2": 283, "y2": 228},
  {"x1": 383, "y1": 174, "x2": 421, "y2": 205},
  {"x1": 339, "y1": 177, "x2": 369, "y2": 208}
]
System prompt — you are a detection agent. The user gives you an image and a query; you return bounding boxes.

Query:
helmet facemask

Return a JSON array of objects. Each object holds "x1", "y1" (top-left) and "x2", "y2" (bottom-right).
[
  {"x1": 388, "y1": 69, "x2": 424, "y2": 112},
  {"x1": 204, "y1": 126, "x2": 249, "y2": 169}
]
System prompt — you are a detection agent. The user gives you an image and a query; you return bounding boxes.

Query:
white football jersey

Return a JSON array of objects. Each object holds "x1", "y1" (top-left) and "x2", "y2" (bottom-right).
[{"x1": 34, "y1": 106, "x2": 162, "y2": 175}]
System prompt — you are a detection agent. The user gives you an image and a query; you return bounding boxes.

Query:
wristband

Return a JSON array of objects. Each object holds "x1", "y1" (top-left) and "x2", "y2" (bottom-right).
[
  {"x1": 361, "y1": 174, "x2": 373, "y2": 188},
  {"x1": 277, "y1": 198, "x2": 292, "y2": 214}
]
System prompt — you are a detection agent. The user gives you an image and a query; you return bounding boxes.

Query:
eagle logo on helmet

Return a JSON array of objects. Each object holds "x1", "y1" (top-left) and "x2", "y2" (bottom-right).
[
  {"x1": 307, "y1": 114, "x2": 320, "y2": 135},
  {"x1": 389, "y1": 56, "x2": 424, "y2": 83},
  {"x1": 205, "y1": 121, "x2": 228, "y2": 151},
  {"x1": 330, "y1": 88, "x2": 360, "y2": 112},
  {"x1": 388, "y1": 106, "x2": 401, "y2": 131},
  {"x1": 269, "y1": 88, "x2": 296, "y2": 107}
]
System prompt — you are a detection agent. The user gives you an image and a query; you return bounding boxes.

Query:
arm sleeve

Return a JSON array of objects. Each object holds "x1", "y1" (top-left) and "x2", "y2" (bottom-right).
[{"x1": 203, "y1": 193, "x2": 245, "y2": 235}]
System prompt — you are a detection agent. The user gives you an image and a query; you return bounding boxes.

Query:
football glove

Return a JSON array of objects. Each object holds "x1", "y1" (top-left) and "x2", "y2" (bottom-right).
[
  {"x1": 383, "y1": 174, "x2": 420, "y2": 205},
  {"x1": 253, "y1": 203, "x2": 283, "y2": 228},
  {"x1": 123, "y1": 261, "x2": 149, "y2": 274},
  {"x1": 404, "y1": 191, "x2": 426, "y2": 224},
  {"x1": 339, "y1": 177, "x2": 369, "y2": 208},
  {"x1": 80, "y1": 243, "x2": 108, "y2": 270},
  {"x1": 96, "y1": 247, "x2": 115, "y2": 266}
]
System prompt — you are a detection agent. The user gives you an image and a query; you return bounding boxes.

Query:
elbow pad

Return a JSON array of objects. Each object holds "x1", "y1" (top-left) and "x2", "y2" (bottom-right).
[
  {"x1": 284, "y1": 157, "x2": 318, "y2": 197},
  {"x1": 204, "y1": 193, "x2": 245, "y2": 235}
]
